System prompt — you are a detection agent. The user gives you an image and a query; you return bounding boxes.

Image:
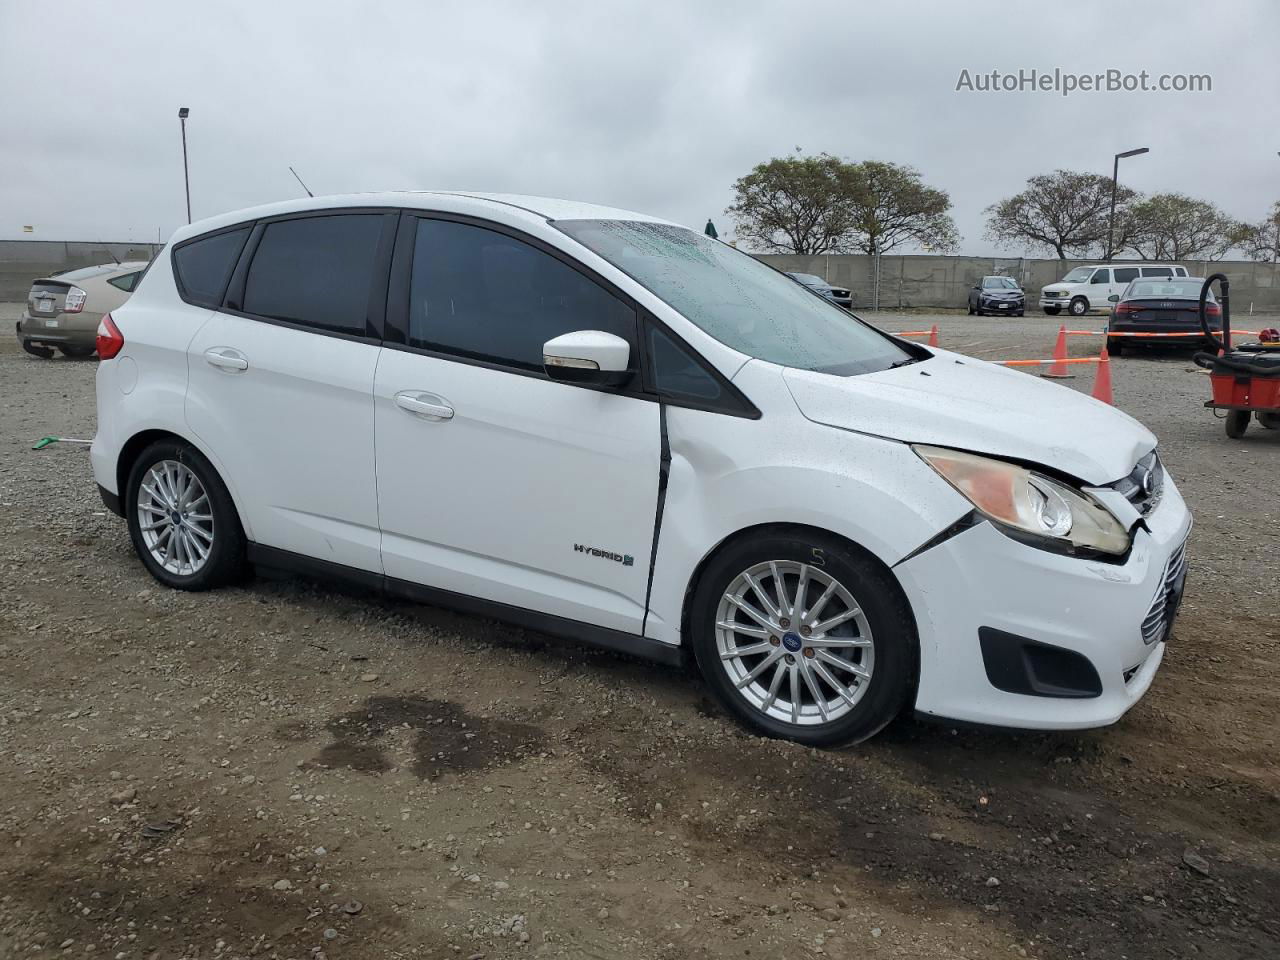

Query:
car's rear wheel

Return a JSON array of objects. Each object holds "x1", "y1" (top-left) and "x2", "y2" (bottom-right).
[
  {"x1": 1069, "y1": 297, "x2": 1089, "y2": 317},
  {"x1": 967, "y1": 300, "x2": 975, "y2": 315},
  {"x1": 1108, "y1": 337, "x2": 1124, "y2": 356},
  {"x1": 1225, "y1": 410, "x2": 1250, "y2": 439},
  {"x1": 691, "y1": 530, "x2": 915, "y2": 746},
  {"x1": 1258, "y1": 412, "x2": 1280, "y2": 430},
  {"x1": 126, "y1": 440, "x2": 245, "y2": 590}
]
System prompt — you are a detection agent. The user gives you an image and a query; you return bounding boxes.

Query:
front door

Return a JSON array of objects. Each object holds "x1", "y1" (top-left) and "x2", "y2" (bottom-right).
[{"x1": 373, "y1": 216, "x2": 661, "y2": 634}]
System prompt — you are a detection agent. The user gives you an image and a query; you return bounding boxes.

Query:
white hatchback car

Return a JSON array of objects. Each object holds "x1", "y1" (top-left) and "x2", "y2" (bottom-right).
[{"x1": 91, "y1": 193, "x2": 1191, "y2": 745}]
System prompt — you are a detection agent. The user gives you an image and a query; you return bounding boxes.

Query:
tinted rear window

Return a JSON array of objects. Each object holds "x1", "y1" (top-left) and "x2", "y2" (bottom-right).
[
  {"x1": 243, "y1": 215, "x2": 384, "y2": 334},
  {"x1": 1127, "y1": 280, "x2": 1212, "y2": 300},
  {"x1": 173, "y1": 228, "x2": 251, "y2": 308},
  {"x1": 1140, "y1": 266, "x2": 1174, "y2": 278}
]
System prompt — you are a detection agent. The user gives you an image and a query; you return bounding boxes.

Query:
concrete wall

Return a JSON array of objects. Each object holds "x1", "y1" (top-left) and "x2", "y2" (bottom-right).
[
  {"x1": 758, "y1": 253, "x2": 1280, "y2": 312},
  {"x1": 0, "y1": 240, "x2": 162, "y2": 301}
]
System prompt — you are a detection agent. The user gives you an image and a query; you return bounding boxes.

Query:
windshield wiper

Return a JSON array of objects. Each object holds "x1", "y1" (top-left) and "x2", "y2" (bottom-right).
[{"x1": 888, "y1": 356, "x2": 923, "y2": 369}]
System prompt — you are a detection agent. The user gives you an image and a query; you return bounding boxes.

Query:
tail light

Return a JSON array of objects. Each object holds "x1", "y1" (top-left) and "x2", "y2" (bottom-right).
[
  {"x1": 96, "y1": 313, "x2": 124, "y2": 359},
  {"x1": 1114, "y1": 302, "x2": 1137, "y2": 315},
  {"x1": 64, "y1": 286, "x2": 87, "y2": 313},
  {"x1": 1204, "y1": 303, "x2": 1221, "y2": 318}
]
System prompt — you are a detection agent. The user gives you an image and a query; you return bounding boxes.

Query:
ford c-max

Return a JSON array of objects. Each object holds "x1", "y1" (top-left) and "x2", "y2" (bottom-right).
[{"x1": 90, "y1": 193, "x2": 1191, "y2": 744}]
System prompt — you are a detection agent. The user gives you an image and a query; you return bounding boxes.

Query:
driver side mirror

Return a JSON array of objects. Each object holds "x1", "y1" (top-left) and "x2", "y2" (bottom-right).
[
  {"x1": 1108, "y1": 294, "x2": 1120, "y2": 302},
  {"x1": 543, "y1": 330, "x2": 633, "y2": 387}
]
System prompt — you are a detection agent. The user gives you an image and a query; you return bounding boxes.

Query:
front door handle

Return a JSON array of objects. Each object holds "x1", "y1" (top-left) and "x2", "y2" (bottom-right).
[
  {"x1": 394, "y1": 390, "x2": 454, "y2": 421},
  {"x1": 204, "y1": 347, "x2": 249, "y2": 372}
]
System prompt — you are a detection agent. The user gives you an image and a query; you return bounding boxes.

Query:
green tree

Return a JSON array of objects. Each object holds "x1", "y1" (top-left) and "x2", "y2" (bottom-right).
[
  {"x1": 840, "y1": 160, "x2": 959, "y2": 255},
  {"x1": 726, "y1": 153, "x2": 857, "y2": 255},
  {"x1": 1122, "y1": 193, "x2": 1244, "y2": 261},
  {"x1": 985, "y1": 170, "x2": 1135, "y2": 260}
]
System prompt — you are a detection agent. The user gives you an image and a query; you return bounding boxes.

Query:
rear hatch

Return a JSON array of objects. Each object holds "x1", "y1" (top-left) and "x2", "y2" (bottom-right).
[
  {"x1": 27, "y1": 280, "x2": 72, "y2": 318},
  {"x1": 1116, "y1": 298, "x2": 1215, "y2": 328}
]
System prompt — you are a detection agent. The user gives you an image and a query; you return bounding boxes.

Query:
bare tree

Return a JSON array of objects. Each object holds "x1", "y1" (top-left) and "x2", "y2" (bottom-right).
[
  {"x1": 985, "y1": 170, "x2": 1135, "y2": 259},
  {"x1": 1237, "y1": 201, "x2": 1280, "y2": 262},
  {"x1": 1121, "y1": 193, "x2": 1244, "y2": 261},
  {"x1": 726, "y1": 153, "x2": 856, "y2": 254}
]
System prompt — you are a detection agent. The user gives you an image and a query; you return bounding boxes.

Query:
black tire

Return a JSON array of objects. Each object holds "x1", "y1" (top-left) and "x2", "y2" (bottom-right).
[
  {"x1": 1044, "y1": 306, "x2": 1061, "y2": 316},
  {"x1": 1015, "y1": 310, "x2": 1024, "y2": 317},
  {"x1": 21, "y1": 339, "x2": 54, "y2": 359},
  {"x1": 58, "y1": 344, "x2": 96, "y2": 358},
  {"x1": 1225, "y1": 410, "x2": 1249, "y2": 439},
  {"x1": 125, "y1": 439, "x2": 246, "y2": 590},
  {"x1": 1108, "y1": 337, "x2": 1124, "y2": 356},
  {"x1": 967, "y1": 300, "x2": 975, "y2": 315},
  {"x1": 690, "y1": 529, "x2": 916, "y2": 746},
  {"x1": 1069, "y1": 297, "x2": 1089, "y2": 317},
  {"x1": 1258, "y1": 412, "x2": 1280, "y2": 430}
]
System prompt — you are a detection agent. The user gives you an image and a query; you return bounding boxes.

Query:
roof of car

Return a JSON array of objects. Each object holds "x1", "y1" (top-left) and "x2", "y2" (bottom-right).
[{"x1": 167, "y1": 192, "x2": 680, "y2": 246}]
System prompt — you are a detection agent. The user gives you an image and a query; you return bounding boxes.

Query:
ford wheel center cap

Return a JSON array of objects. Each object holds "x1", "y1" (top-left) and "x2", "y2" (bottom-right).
[{"x1": 781, "y1": 632, "x2": 803, "y2": 652}]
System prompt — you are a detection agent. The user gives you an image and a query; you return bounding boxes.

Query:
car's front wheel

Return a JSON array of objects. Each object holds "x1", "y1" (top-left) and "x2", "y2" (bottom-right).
[
  {"x1": 691, "y1": 530, "x2": 915, "y2": 746},
  {"x1": 126, "y1": 439, "x2": 246, "y2": 590},
  {"x1": 1069, "y1": 297, "x2": 1089, "y2": 317},
  {"x1": 1044, "y1": 306, "x2": 1061, "y2": 316}
]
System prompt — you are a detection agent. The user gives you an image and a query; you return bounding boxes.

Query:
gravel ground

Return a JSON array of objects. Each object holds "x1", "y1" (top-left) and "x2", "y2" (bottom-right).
[{"x1": 1, "y1": 304, "x2": 1277, "y2": 960}]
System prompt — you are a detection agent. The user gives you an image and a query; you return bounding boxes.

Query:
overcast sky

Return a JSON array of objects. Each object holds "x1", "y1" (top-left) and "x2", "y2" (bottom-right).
[{"x1": 2, "y1": 0, "x2": 1277, "y2": 255}]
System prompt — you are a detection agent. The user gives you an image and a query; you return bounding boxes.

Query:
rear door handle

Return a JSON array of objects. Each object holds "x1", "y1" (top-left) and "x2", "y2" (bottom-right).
[
  {"x1": 204, "y1": 347, "x2": 249, "y2": 372},
  {"x1": 394, "y1": 390, "x2": 454, "y2": 421}
]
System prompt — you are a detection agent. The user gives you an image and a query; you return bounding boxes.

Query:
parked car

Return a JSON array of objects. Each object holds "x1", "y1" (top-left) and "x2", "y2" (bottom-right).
[
  {"x1": 968, "y1": 276, "x2": 1025, "y2": 316},
  {"x1": 1107, "y1": 277, "x2": 1222, "y2": 355},
  {"x1": 91, "y1": 193, "x2": 1190, "y2": 746},
  {"x1": 17, "y1": 261, "x2": 149, "y2": 358},
  {"x1": 1040, "y1": 263, "x2": 1189, "y2": 317},
  {"x1": 786, "y1": 272, "x2": 853, "y2": 309}
]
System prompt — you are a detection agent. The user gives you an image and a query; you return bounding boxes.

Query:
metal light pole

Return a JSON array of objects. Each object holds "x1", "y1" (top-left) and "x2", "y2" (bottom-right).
[
  {"x1": 178, "y1": 107, "x2": 191, "y2": 224},
  {"x1": 1105, "y1": 146, "x2": 1149, "y2": 261}
]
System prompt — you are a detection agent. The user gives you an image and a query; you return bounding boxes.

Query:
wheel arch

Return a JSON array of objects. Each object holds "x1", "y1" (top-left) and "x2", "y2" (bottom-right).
[
  {"x1": 115, "y1": 428, "x2": 254, "y2": 540},
  {"x1": 678, "y1": 521, "x2": 921, "y2": 691}
]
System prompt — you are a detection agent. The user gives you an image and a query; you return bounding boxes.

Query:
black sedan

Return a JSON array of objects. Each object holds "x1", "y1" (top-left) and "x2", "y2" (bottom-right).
[
  {"x1": 787, "y1": 272, "x2": 853, "y2": 310},
  {"x1": 968, "y1": 276, "x2": 1025, "y2": 316},
  {"x1": 1106, "y1": 277, "x2": 1221, "y2": 355}
]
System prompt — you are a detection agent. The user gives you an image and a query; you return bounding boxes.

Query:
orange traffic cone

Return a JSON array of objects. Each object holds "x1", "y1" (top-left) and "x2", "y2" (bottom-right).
[
  {"x1": 928, "y1": 324, "x2": 940, "y2": 347},
  {"x1": 1042, "y1": 325, "x2": 1072, "y2": 378},
  {"x1": 1091, "y1": 347, "x2": 1114, "y2": 405}
]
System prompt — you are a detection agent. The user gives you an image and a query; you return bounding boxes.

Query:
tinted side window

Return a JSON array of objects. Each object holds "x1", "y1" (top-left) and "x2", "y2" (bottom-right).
[
  {"x1": 1090, "y1": 269, "x2": 1111, "y2": 284},
  {"x1": 1140, "y1": 266, "x2": 1173, "y2": 278},
  {"x1": 1113, "y1": 267, "x2": 1140, "y2": 283},
  {"x1": 649, "y1": 325, "x2": 723, "y2": 403},
  {"x1": 108, "y1": 271, "x2": 142, "y2": 292},
  {"x1": 243, "y1": 215, "x2": 384, "y2": 334},
  {"x1": 173, "y1": 228, "x2": 250, "y2": 307},
  {"x1": 409, "y1": 218, "x2": 636, "y2": 372}
]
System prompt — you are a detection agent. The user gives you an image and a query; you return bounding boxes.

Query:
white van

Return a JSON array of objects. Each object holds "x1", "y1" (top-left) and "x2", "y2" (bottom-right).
[{"x1": 1040, "y1": 264, "x2": 1189, "y2": 317}]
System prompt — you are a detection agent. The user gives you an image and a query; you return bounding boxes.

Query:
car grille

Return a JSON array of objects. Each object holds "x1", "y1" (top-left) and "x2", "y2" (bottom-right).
[
  {"x1": 1112, "y1": 451, "x2": 1164, "y2": 516},
  {"x1": 1140, "y1": 536, "x2": 1188, "y2": 645}
]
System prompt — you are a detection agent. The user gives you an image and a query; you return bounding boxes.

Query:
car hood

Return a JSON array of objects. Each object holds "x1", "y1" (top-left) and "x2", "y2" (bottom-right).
[
  {"x1": 781, "y1": 349, "x2": 1155, "y2": 484},
  {"x1": 981, "y1": 288, "x2": 1023, "y2": 296}
]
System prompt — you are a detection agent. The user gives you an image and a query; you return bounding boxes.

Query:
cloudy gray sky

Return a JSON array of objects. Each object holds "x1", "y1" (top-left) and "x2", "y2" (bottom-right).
[{"x1": 2, "y1": 0, "x2": 1277, "y2": 254}]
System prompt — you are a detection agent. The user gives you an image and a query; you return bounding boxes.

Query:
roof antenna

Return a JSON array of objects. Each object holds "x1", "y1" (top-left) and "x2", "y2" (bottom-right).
[{"x1": 289, "y1": 166, "x2": 314, "y2": 198}]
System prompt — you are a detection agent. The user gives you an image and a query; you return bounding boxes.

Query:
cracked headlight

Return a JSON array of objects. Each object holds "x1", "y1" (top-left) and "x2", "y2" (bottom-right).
[{"x1": 915, "y1": 445, "x2": 1131, "y2": 556}]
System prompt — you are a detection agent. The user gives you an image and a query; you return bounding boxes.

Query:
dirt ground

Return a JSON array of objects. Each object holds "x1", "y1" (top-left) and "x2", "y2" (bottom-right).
[{"x1": 1, "y1": 305, "x2": 1277, "y2": 960}]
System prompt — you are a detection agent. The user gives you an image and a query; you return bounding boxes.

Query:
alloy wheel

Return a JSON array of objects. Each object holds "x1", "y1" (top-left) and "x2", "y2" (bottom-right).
[
  {"x1": 715, "y1": 560, "x2": 874, "y2": 726},
  {"x1": 136, "y1": 460, "x2": 214, "y2": 576}
]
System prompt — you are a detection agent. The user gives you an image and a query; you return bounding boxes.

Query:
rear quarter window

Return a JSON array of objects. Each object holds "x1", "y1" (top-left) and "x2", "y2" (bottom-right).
[{"x1": 173, "y1": 227, "x2": 252, "y2": 308}]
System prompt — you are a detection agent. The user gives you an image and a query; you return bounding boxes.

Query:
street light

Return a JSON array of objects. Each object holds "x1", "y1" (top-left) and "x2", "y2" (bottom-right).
[
  {"x1": 178, "y1": 107, "x2": 191, "y2": 224},
  {"x1": 1105, "y1": 146, "x2": 1149, "y2": 261}
]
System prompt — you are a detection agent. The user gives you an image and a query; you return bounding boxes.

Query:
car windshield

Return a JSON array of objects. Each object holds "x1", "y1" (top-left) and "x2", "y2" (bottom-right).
[
  {"x1": 556, "y1": 220, "x2": 911, "y2": 376},
  {"x1": 983, "y1": 277, "x2": 1019, "y2": 289},
  {"x1": 1127, "y1": 279, "x2": 1213, "y2": 300},
  {"x1": 1061, "y1": 267, "x2": 1093, "y2": 283}
]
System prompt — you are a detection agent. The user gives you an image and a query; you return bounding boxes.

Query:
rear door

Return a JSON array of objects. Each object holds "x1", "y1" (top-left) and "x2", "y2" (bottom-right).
[
  {"x1": 184, "y1": 210, "x2": 397, "y2": 573},
  {"x1": 373, "y1": 214, "x2": 661, "y2": 634}
]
